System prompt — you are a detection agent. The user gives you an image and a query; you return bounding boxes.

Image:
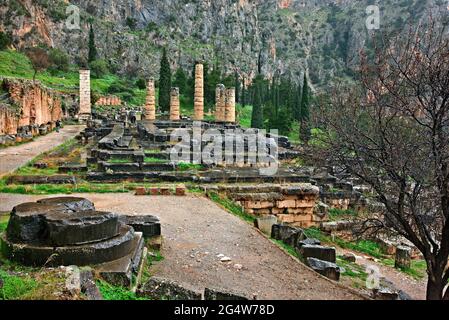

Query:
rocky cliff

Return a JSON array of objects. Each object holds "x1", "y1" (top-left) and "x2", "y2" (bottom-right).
[
  {"x1": 0, "y1": 0, "x2": 446, "y2": 88},
  {"x1": 0, "y1": 78, "x2": 63, "y2": 139}
]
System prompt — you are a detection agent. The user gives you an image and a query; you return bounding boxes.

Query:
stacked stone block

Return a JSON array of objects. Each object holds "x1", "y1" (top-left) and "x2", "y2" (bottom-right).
[
  {"x1": 169, "y1": 87, "x2": 180, "y2": 121},
  {"x1": 144, "y1": 79, "x2": 156, "y2": 121},
  {"x1": 194, "y1": 64, "x2": 204, "y2": 121}
]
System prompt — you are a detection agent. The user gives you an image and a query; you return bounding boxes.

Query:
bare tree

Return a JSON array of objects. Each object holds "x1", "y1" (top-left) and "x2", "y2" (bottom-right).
[
  {"x1": 313, "y1": 19, "x2": 449, "y2": 300},
  {"x1": 25, "y1": 47, "x2": 50, "y2": 81}
]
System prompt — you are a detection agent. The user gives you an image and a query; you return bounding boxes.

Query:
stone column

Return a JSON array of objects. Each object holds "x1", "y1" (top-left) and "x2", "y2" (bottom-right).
[
  {"x1": 215, "y1": 84, "x2": 226, "y2": 122},
  {"x1": 170, "y1": 87, "x2": 180, "y2": 121},
  {"x1": 224, "y1": 87, "x2": 236, "y2": 123},
  {"x1": 79, "y1": 70, "x2": 91, "y2": 118},
  {"x1": 144, "y1": 79, "x2": 156, "y2": 121},
  {"x1": 194, "y1": 63, "x2": 204, "y2": 121}
]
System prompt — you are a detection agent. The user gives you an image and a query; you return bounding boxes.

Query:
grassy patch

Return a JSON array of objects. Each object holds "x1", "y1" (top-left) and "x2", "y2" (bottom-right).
[
  {"x1": 272, "y1": 239, "x2": 300, "y2": 259},
  {"x1": 0, "y1": 269, "x2": 38, "y2": 300},
  {"x1": 108, "y1": 158, "x2": 132, "y2": 164},
  {"x1": 304, "y1": 227, "x2": 385, "y2": 259},
  {"x1": 328, "y1": 208, "x2": 357, "y2": 221},
  {"x1": 144, "y1": 157, "x2": 167, "y2": 164},
  {"x1": 0, "y1": 215, "x2": 9, "y2": 233},
  {"x1": 207, "y1": 192, "x2": 255, "y2": 223},
  {"x1": 176, "y1": 162, "x2": 203, "y2": 171},
  {"x1": 96, "y1": 280, "x2": 146, "y2": 301},
  {"x1": 382, "y1": 258, "x2": 427, "y2": 280}
]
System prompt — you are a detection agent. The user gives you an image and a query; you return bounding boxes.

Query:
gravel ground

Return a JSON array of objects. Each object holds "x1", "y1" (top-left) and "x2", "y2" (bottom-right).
[
  {"x1": 0, "y1": 193, "x2": 363, "y2": 300},
  {"x1": 0, "y1": 125, "x2": 84, "y2": 178}
]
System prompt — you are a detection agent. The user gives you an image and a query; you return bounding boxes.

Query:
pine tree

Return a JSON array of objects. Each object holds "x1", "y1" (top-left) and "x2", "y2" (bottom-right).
[
  {"x1": 88, "y1": 24, "x2": 97, "y2": 63},
  {"x1": 251, "y1": 76, "x2": 264, "y2": 129},
  {"x1": 158, "y1": 48, "x2": 171, "y2": 112},
  {"x1": 173, "y1": 68, "x2": 188, "y2": 95},
  {"x1": 299, "y1": 74, "x2": 311, "y2": 143}
]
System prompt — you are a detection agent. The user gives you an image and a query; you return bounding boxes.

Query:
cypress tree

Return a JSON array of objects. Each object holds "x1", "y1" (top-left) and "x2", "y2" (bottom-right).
[
  {"x1": 251, "y1": 76, "x2": 264, "y2": 129},
  {"x1": 88, "y1": 24, "x2": 97, "y2": 63},
  {"x1": 158, "y1": 48, "x2": 171, "y2": 112},
  {"x1": 299, "y1": 74, "x2": 311, "y2": 143}
]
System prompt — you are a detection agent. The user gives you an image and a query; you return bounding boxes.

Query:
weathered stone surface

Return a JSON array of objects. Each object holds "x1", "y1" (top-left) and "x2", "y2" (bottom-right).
[
  {"x1": 204, "y1": 287, "x2": 249, "y2": 300},
  {"x1": 138, "y1": 277, "x2": 202, "y2": 300},
  {"x1": 271, "y1": 224, "x2": 305, "y2": 247},
  {"x1": 306, "y1": 258, "x2": 340, "y2": 281},
  {"x1": 296, "y1": 238, "x2": 321, "y2": 249},
  {"x1": 395, "y1": 246, "x2": 411, "y2": 269},
  {"x1": 300, "y1": 245, "x2": 336, "y2": 263},
  {"x1": 119, "y1": 215, "x2": 161, "y2": 238},
  {"x1": 45, "y1": 210, "x2": 120, "y2": 246},
  {"x1": 254, "y1": 215, "x2": 278, "y2": 236},
  {"x1": 79, "y1": 70, "x2": 91, "y2": 116},
  {"x1": 80, "y1": 268, "x2": 103, "y2": 300},
  {"x1": 97, "y1": 232, "x2": 144, "y2": 288},
  {"x1": 7, "y1": 198, "x2": 96, "y2": 243},
  {"x1": 1, "y1": 225, "x2": 136, "y2": 267},
  {"x1": 341, "y1": 253, "x2": 357, "y2": 263}
]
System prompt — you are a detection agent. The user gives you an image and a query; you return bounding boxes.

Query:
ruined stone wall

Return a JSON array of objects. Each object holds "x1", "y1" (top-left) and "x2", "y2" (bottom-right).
[
  {"x1": 0, "y1": 78, "x2": 63, "y2": 142},
  {"x1": 95, "y1": 96, "x2": 122, "y2": 106}
]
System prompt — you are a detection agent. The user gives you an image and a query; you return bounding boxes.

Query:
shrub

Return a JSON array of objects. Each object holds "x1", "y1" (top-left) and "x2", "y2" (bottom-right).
[{"x1": 89, "y1": 59, "x2": 109, "y2": 78}]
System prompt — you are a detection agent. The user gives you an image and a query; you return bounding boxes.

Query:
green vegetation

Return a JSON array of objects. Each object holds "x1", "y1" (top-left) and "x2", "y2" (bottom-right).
[
  {"x1": 299, "y1": 74, "x2": 311, "y2": 143},
  {"x1": 0, "y1": 269, "x2": 38, "y2": 300},
  {"x1": 158, "y1": 48, "x2": 171, "y2": 112},
  {"x1": 382, "y1": 258, "x2": 427, "y2": 280},
  {"x1": 0, "y1": 215, "x2": 9, "y2": 233},
  {"x1": 207, "y1": 192, "x2": 255, "y2": 223},
  {"x1": 176, "y1": 162, "x2": 203, "y2": 171},
  {"x1": 0, "y1": 50, "x2": 143, "y2": 105},
  {"x1": 304, "y1": 227, "x2": 385, "y2": 259},
  {"x1": 144, "y1": 157, "x2": 167, "y2": 164},
  {"x1": 328, "y1": 208, "x2": 357, "y2": 221},
  {"x1": 96, "y1": 280, "x2": 146, "y2": 301}
]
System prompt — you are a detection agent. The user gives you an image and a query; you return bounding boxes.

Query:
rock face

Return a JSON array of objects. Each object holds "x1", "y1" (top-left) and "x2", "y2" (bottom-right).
[
  {"x1": 0, "y1": 78, "x2": 63, "y2": 139},
  {"x1": 0, "y1": 0, "x2": 437, "y2": 87}
]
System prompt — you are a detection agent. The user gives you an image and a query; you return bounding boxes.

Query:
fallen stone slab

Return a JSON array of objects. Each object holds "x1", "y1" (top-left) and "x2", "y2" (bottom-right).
[
  {"x1": 254, "y1": 215, "x2": 278, "y2": 236},
  {"x1": 119, "y1": 215, "x2": 161, "y2": 238},
  {"x1": 296, "y1": 238, "x2": 321, "y2": 250},
  {"x1": 204, "y1": 288, "x2": 250, "y2": 300},
  {"x1": 97, "y1": 232, "x2": 144, "y2": 288},
  {"x1": 306, "y1": 258, "x2": 341, "y2": 281},
  {"x1": 138, "y1": 277, "x2": 202, "y2": 300},
  {"x1": 271, "y1": 224, "x2": 306, "y2": 247},
  {"x1": 299, "y1": 245, "x2": 336, "y2": 263}
]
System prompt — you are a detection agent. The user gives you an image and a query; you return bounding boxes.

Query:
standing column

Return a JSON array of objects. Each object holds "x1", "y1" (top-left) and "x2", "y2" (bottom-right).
[
  {"x1": 170, "y1": 87, "x2": 180, "y2": 121},
  {"x1": 194, "y1": 63, "x2": 204, "y2": 121},
  {"x1": 79, "y1": 70, "x2": 91, "y2": 119},
  {"x1": 144, "y1": 78, "x2": 156, "y2": 121},
  {"x1": 225, "y1": 87, "x2": 236, "y2": 123},
  {"x1": 215, "y1": 84, "x2": 226, "y2": 122}
]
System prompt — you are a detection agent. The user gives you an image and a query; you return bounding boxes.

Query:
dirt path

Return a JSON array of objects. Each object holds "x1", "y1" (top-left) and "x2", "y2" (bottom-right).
[
  {"x1": 0, "y1": 193, "x2": 364, "y2": 300},
  {"x1": 0, "y1": 125, "x2": 84, "y2": 178},
  {"x1": 337, "y1": 248, "x2": 427, "y2": 300}
]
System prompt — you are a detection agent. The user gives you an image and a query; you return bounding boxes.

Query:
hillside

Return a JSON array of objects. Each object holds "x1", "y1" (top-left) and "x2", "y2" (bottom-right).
[{"x1": 1, "y1": 0, "x2": 447, "y2": 90}]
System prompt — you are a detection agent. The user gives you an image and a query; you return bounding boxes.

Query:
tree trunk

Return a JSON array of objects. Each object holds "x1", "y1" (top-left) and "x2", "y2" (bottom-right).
[{"x1": 426, "y1": 275, "x2": 444, "y2": 300}]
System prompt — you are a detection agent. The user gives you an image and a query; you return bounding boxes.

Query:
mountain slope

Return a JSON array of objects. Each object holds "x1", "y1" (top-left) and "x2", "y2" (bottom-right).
[{"x1": 0, "y1": 0, "x2": 446, "y2": 89}]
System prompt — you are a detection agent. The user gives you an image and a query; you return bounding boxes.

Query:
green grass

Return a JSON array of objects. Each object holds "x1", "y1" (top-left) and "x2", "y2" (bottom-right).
[
  {"x1": 144, "y1": 157, "x2": 167, "y2": 164},
  {"x1": 0, "y1": 215, "x2": 9, "y2": 233},
  {"x1": 272, "y1": 239, "x2": 300, "y2": 259},
  {"x1": 0, "y1": 50, "x2": 144, "y2": 105},
  {"x1": 0, "y1": 269, "x2": 38, "y2": 300},
  {"x1": 176, "y1": 162, "x2": 203, "y2": 171},
  {"x1": 382, "y1": 258, "x2": 427, "y2": 280},
  {"x1": 108, "y1": 158, "x2": 132, "y2": 164},
  {"x1": 236, "y1": 104, "x2": 252, "y2": 128},
  {"x1": 208, "y1": 192, "x2": 255, "y2": 223},
  {"x1": 304, "y1": 227, "x2": 385, "y2": 259},
  {"x1": 328, "y1": 208, "x2": 358, "y2": 221},
  {"x1": 96, "y1": 280, "x2": 147, "y2": 301}
]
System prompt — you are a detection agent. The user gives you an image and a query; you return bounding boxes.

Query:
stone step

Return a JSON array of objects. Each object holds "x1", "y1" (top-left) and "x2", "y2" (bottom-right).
[{"x1": 97, "y1": 232, "x2": 145, "y2": 288}]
